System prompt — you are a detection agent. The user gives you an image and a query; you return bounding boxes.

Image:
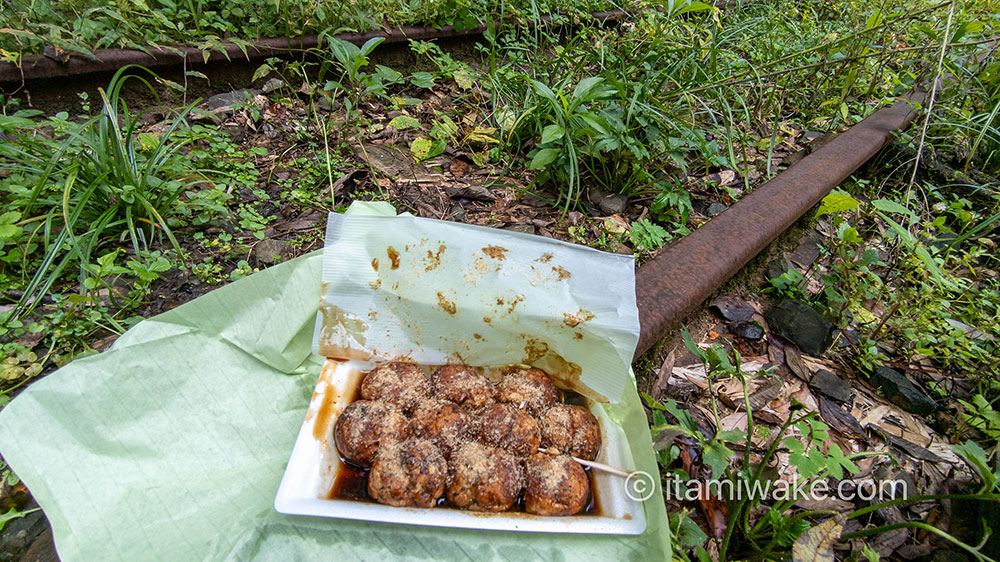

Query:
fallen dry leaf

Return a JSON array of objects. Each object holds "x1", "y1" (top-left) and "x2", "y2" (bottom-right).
[
  {"x1": 792, "y1": 514, "x2": 846, "y2": 562},
  {"x1": 442, "y1": 185, "x2": 497, "y2": 202},
  {"x1": 819, "y1": 396, "x2": 867, "y2": 440},
  {"x1": 748, "y1": 376, "x2": 785, "y2": 411},
  {"x1": 710, "y1": 295, "x2": 755, "y2": 323},
  {"x1": 651, "y1": 350, "x2": 676, "y2": 401},
  {"x1": 784, "y1": 343, "x2": 811, "y2": 381},
  {"x1": 692, "y1": 481, "x2": 729, "y2": 539},
  {"x1": 450, "y1": 158, "x2": 469, "y2": 177}
]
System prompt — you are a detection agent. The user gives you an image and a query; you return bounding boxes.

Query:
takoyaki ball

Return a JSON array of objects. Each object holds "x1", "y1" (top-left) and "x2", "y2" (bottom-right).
[
  {"x1": 496, "y1": 368, "x2": 561, "y2": 414},
  {"x1": 431, "y1": 365, "x2": 495, "y2": 409},
  {"x1": 368, "y1": 438, "x2": 447, "y2": 508},
  {"x1": 473, "y1": 403, "x2": 540, "y2": 458},
  {"x1": 446, "y1": 441, "x2": 524, "y2": 512},
  {"x1": 539, "y1": 404, "x2": 602, "y2": 461},
  {"x1": 408, "y1": 398, "x2": 471, "y2": 458},
  {"x1": 524, "y1": 453, "x2": 589, "y2": 516},
  {"x1": 360, "y1": 362, "x2": 429, "y2": 413},
  {"x1": 333, "y1": 400, "x2": 407, "y2": 467}
]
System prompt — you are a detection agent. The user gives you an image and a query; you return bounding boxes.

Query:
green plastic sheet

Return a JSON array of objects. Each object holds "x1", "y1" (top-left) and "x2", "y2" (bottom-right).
[{"x1": 0, "y1": 206, "x2": 670, "y2": 561}]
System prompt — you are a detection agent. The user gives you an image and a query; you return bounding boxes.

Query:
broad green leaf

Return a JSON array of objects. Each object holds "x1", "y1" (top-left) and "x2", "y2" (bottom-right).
[
  {"x1": 816, "y1": 191, "x2": 859, "y2": 216},
  {"x1": 573, "y1": 77, "x2": 605, "y2": 101},
  {"x1": 578, "y1": 113, "x2": 609, "y2": 135},
  {"x1": 681, "y1": 326, "x2": 707, "y2": 362},
  {"x1": 409, "y1": 137, "x2": 433, "y2": 161},
  {"x1": 715, "y1": 429, "x2": 746, "y2": 443},
  {"x1": 540, "y1": 124, "x2": 565, "y2": 144},
  {"x1": 359, "y1": 37, "x2": 385, "y2": 56},
  {"x1": 531, "y1": 80, "x2": 556, "y2": 101},
  {"x1": 375, "y1": 65, "x2": 403, "y2": 83},
  {"x1": 430, "y1": 115, "x2": 459, "y2": 140},
  {"x1": 860, "y1": 249, "x2": 881, "y2": 265},
  {"x1": 528, "y1": 148, "x2": 560, "y2": 170},
  {"x1": 409, "y1": 72, "x2": 435, "y2": 88},
  {"x1": 914, "y1": 245, "x2": 952, "y2": 288},
  {"x1": 677, "y1": 1, "x2": 713, "y2": 14},
  {"x1": 0, "y1": 114, "x2": 36, "y2": 130},
  {"x1": 453, "y1": 69, "x2": 474, "y2": 90},
  {"x1": 0, "y1": 211, "x2": 21, "y2": 225},
  {"x1": 871, "y1": 199, "x2": 917, "y2": 222},
  {"x1": 702, "y1": 440, "x2": 735, "y2": 478},
  {"x1": 878, "y1": 212, "x2": 915, "y2": 243},
  {"x1": 840, "y1": 226, "x2": 862, "y2": 243},
  {"x1": 388, "y1": 115, "x2": 421, "y2": 130},
  {"x1": 672, "y1": 512, "x2": 709, "y2": 548}
]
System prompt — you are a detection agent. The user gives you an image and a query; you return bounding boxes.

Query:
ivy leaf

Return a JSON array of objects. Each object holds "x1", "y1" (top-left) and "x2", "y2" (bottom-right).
[
  {"x1": 825, "y1": 444, "x2": 858, "y2": 479},
  {"x1": 791, "y1": 448, "x2": 827, "y2": 479},
  {"x1": 703, "y1": 439, "x2": 735, "y2": 478}
]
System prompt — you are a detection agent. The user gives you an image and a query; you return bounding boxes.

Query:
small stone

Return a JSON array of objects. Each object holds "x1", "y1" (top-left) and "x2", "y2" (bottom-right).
[
  {"x1": 587, "y1": 186, "x2": 627, "y2": 216},
  {"x1": 765, "y1": 256, "x2": 796, "y2": 281},
  {"x1": 262, "y1": 77, "x2": 286, "y2": 93},
  {"x1": 316, "y1": 95, "x2": 339, "y2": 112},
  {"x1": 764, "y1": 299, "x2": 835, "y2": 355},
  {"x1": 802, "y1": 131, "x2": 824, "y2": 143},
  {"x1": 707, "y1": 202, "x2": 727, "y2": 216},
  {"x1": 252, "y1": 238, "x2": 296, "y2": 266},
  {"x1": 503, "y1": 224, "x2": 536, "y2": 235},
  {"x1": 598, "y1": 193, "x2": 627, "y2": 216},
  {"x1": 868, "y1": 366, "x2": 937, "y2": 416},
  {"x1": 205, "y1": 88, "x2": 259, "y2": 113},
  {"x1": 732, "y1": 321, "x2": 765, "y2": 340},
  {"x1": 221, "y1": 123, "x2": 247, "y2": 143},
  {"x1": 809, "y1": 369, "x2": 852, "y2": 403},
  {"x1": 788, "y1": 233, "x2": 823, "y2": 269},
  {"x1": 837, "y1": 328, "x2": 860, "y2": 348}
]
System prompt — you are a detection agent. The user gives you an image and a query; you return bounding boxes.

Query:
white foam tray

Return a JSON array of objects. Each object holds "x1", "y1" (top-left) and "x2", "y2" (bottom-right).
[{"x1": 275, "y1": 359, "x2": 647, "y2": 534}]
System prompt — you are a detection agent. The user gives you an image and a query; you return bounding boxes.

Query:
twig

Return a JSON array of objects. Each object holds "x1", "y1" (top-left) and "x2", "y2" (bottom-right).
[
  {"x1": 905, "y1": 1, "x2": 955, "y2": 230},
  {"x1": 538, "y1": 447, "x2": 631, "y2": 477}
]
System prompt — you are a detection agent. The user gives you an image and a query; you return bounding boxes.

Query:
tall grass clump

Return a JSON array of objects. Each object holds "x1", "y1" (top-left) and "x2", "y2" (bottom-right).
[{"x1": 0, "y1": 65, "x2": 201, "y2": 320}]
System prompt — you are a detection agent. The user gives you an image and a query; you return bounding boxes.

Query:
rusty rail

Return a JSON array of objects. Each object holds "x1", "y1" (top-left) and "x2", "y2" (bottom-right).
[
  {"x1": 633, "y1": 91, "x2": 926, "y2": 358},
  {"x1": 0, "y1": 11, "x2": 629, "y2": 84}
]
